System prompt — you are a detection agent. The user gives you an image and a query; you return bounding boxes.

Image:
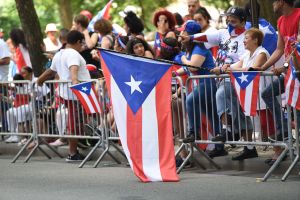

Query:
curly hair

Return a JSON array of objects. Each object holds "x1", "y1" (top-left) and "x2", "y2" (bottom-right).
[
  {"x1": 153, "y1": 9, "x2": 176, "y2": 30},
  {"x1": 124, "y1": 11, "x2": 144, "y2": 35},
  {"x1": 94, "y1": 18, "x2": 113, "y2": 35}
]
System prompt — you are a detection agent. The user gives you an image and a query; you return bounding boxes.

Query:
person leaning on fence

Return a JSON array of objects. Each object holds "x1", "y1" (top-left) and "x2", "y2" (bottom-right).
[
  {"x1": 181, "y1": 7, "x2": 248, "y2": 158},
  {"x1": 251, "y1": 0, "x2": 300, "y2": 165},
  {"x1": 217, "y1": 28, "x2": 270, "y2": 160},
  {"x1": 174, "y1": 21, "x2": 223, "y2": 157},
  {"x1": 37, "y1": 30, "x2": 91, "y2": 162}
]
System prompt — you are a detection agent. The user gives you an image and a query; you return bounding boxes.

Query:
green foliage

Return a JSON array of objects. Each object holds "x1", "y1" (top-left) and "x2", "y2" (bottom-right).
[
  {"x1": 0, "y1": 0, "x2": 20, "y2": 39},
  {"x1": 205, "y1": 0, "x2": 231, "y2": 9}
]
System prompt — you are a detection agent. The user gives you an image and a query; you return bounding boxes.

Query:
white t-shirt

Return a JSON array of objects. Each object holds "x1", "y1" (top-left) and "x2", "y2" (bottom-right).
[
  {"x1": 50, "y1": 48, "x2": 91, "y2": 100},
  {"x1": 0, "y1": 39, "x2": 10, "y2": 81},
  {"x1": 43, "y1": 37, "x2": 62, "y2": 52},
  {"x1": 196, "y1": 29, "x2": 246, "y2": 67}
]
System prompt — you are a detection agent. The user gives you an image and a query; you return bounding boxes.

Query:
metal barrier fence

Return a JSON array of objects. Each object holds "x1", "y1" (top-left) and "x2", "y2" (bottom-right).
[
  {"x1": 1, "y1": 75, "x2": 299, "y2": 181},
  {"x1": 175, "y1": 73, "x2": 299, "y2": 181}
]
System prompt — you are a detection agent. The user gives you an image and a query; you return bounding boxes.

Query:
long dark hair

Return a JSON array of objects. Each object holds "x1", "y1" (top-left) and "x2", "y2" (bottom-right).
[
  {"x1": 126, "y1": 37, "x2": 154, "y2": 56},
  {"x1": 10, "y1": 28, "x2": 27, "y2": 48}
]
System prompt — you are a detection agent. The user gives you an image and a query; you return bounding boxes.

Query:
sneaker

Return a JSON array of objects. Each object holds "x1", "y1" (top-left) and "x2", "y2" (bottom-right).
[
  {"x1": 182, "y1": 132, "x2": 196, "y2": 143},
  {"x1": 211, "y1": 134, "x2": 226, "y2": 143},
  {"x1": 49, "y1": 139, "x2": 67, "y2": 147},
  {"x1": 232, "y1": 147, "x2": 258, "y2": 161},
  {"x1": 212, "y1": 129, "x2": 240, "y2": 142},
  {"x1": 66, "y1": 152, "x2": 85, "y2": 162},
  {"x1": 175, "y1": 157, "x2": 191, "y2": 168},
  {"x1": 206, "y1": 148, "x2": 228, "y2": 158},
  {"x1": 5, "y1": 135, "x2": 19, "y2": 143}
]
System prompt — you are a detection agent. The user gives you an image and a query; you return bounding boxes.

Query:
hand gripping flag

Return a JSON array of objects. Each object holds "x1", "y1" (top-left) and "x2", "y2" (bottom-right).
[
  {"x1": 70, "y1": 81, "x2": 101, "y2": 114},
  {"x1": 100, "y1": 50, "x2": 179, "y2": 182},
  {"x1": 285, "y1": 60, "x2": 300, "y2": 109},
  {"x1": 88, "y1": 0, "x2": 113, "y2": 32},
  {"x1": 230, "y1": 72, "x2": 260, "y2": 116}
]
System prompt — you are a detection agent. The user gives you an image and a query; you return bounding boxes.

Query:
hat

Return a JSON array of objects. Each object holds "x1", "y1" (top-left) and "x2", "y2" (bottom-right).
[
  {"x1": 177, "y1": 20, "x2": 201, "y2": 35},
  {"x1": 221, "y1": 6, "x2": 246, "y2": 21},
  {"x1": 45, "y1": 23, "x2": 58, "y2": 33}
]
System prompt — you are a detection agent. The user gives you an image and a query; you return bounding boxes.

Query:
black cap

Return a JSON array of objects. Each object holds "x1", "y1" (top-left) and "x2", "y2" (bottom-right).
[{"x1": 222, "y1": 6, "x2": 246, "y2": 22}]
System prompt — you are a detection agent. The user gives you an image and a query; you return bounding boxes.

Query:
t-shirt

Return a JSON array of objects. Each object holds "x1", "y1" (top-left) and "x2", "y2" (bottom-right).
[
  {"x1": 186, "y1": 44, "x2": 215, "y2": 76},
  {"x1": 43, "y1": 37, "x2": 62, "y2": 52},
  {"x1": 0, "y1": 38, "x2": 10, "y2": 81},
  {"x1": 278, "y1": 8, "x2": 300, "y2": 57},
  {"x1": 50, "y1": 48, "x2": 91, "y2": 100}
]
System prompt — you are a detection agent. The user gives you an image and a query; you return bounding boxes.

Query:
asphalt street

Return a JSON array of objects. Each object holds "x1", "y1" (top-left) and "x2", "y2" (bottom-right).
[{"x1": 0, "y1": 154, "x2": 300, "y2": 200}]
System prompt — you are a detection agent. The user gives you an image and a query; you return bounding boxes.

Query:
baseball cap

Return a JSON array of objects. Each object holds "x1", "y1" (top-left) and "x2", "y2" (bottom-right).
[
  {"x1": 177, "y1": 20, "x2": 201, "y2": 35},
  {"x1": 221, "y1": 6, "x2": 246, "y2": 21},
  {"x1": 45, "y1": 23, "x2": 58, "y2": 33}
]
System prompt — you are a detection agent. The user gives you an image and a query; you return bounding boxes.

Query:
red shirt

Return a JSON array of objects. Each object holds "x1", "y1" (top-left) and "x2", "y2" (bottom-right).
[{"x1": 278, "y1": 8, "x2": 300, "y2": 57}]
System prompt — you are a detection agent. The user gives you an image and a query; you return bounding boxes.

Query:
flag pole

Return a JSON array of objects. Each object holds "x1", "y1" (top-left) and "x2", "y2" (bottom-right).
[{"x1": 97, "y1": 47, "x2": 210, "y2": 71}]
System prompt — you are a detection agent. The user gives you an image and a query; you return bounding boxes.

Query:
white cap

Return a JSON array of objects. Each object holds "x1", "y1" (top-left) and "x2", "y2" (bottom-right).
[{"x1": 45, "y1": 23, "x2": 58, "y2": 33}]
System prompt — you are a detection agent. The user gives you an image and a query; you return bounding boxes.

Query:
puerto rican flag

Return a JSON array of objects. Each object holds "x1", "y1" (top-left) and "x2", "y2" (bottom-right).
[
  {"x1": 100, "y1": 50, "x2": 179, "y2": 182},
  {"x1": 88, "y1": 0, "x2": 113, "y2": 32},
  {"x1": 230, "y1": 72, "x2": 260, "y2": 116},
  {"x1": 285, "y1": 60, "x2": 300, "y2": 109},
  {"x1": 70, "y1": 81, "x2": 101, "y2": 114},
  {"x1": 246, "y1": 18, "x2": 277, "y2": 55}
]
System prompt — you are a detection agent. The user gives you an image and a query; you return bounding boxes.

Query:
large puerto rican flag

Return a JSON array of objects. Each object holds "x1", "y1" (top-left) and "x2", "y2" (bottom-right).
[
  {"x1": 70, "y1": 81, "x2": 101, "y2": 114},
  {"x1": 285, "y1": 60, "x2": 300, "y2": 109},
  {"x1": 99, "y1": 50, "x2": 179, "y2": 182},
  {"x1": 230, "y1": 72, "x2": 260, "y2": 116}
]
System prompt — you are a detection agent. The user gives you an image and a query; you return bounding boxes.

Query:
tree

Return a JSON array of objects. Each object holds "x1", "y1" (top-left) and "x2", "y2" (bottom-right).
[
  {"x1": 56, "y1": 0, "x2": 73, "y2": 29},
  {"x1": 15, "y1": 0, "x2": 47, "y2": 76}
]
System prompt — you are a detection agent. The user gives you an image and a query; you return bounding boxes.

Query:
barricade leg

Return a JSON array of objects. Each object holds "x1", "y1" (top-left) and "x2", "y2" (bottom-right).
[
  {"x1": 282, "y1": 107, "x2": 300, "y2": 181},
  {"x1": 11, "y1": 136, "x2": 34, "y2": 163},
  {"x1": 79, "y1": 139, "x2": 102, "y2": 168}
]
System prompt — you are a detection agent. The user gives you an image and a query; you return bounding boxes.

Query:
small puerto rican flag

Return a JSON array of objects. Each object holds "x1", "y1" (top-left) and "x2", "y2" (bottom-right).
[
  {"x1": 230, "y1": 72, "x2": 260, "y2": 116},
  {"x1": 70, "y1": 81, "x2": 101, "y2": 114}
]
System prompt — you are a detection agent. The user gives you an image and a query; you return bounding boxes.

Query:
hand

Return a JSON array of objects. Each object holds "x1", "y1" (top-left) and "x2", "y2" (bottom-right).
[
  {"x1": 221, "y1": 64, "x2": 230, "y2": 72},
  {"x1": 210, "y1": 67, "x2": 221, "y2": 75},
  {"x1": 36, "y1": 78, "x2": 44, "y2": 87},
  {"x1": 172, "y1": 71, "x2": 177, "y2": 77},
  {"x1": 178, "y1": 35, "x2": 190, "y2": 43},
  {"x1": 272, "y1": 67, "x2": 285, "y2": 76}
]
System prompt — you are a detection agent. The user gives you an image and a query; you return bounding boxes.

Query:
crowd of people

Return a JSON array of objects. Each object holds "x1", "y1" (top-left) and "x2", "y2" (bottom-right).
[{"x1": 0, "y1": 0, "x2": 300, "y2": 168}]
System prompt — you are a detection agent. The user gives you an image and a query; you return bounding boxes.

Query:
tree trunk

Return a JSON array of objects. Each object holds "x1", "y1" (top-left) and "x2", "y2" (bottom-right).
[
  {"x1": 234, "y1": 0, "x2": 247, "y2": 6},
  {"x1": 57, "y1": 0, "x2": 73, "y2": 29},
  {"x1": 15, "y1": 0, "x2": 47, "y2": 77},
  {"x1": 258, "y1": 0, "x2": 279, "y2": 29}
]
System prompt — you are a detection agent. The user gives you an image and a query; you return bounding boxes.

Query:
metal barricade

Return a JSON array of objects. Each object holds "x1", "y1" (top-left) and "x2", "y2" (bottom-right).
[
  {"x1": 176, "y1": 73, "x2": 295, "y2": 181},
  {"x1": 0, "y1": 80, "x2": 36, "y2": 160},
  {"x1": 80, "y1": 79, "x2": 127, "y2": 168}
]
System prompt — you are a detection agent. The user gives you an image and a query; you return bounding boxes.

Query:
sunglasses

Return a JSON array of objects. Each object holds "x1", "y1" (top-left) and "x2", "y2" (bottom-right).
[{"x1": 158, "y1": 19, "x2": 168, "y2": 24}]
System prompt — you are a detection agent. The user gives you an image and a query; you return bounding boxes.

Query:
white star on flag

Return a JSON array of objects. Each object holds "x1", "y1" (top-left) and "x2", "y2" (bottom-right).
[
  {"x1": 259, "y1": 24, "x2": 273, "y2": 36},
  {"x1": 125, "y1": 75, "x2": 143, "y2": 94},
  {"x1": 81, "y1": 87, "x2": 88, "y2": 92},
  {"x1": 238, "y1": 73, "x2": 248, "y2": 83}
]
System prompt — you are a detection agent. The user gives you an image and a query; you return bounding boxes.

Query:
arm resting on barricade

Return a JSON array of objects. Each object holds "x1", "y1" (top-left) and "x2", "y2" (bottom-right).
[{"x1": 37, "y1": 68, "x2": 57, "y2": 86}]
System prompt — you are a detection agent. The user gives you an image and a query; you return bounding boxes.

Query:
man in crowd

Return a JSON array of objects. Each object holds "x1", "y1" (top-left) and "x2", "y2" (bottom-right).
[{"x1": 184, "y1": 0, "x2": 201, "y2": 21}]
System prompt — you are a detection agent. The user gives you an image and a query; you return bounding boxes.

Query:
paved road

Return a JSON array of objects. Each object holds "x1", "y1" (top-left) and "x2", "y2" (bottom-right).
[{"x1": 0, "y1": 155, "x2": 300, "y2": 200}]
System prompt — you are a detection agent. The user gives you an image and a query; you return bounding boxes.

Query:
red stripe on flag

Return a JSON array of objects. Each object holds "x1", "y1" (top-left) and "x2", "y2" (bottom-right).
[
  {"x1": 100, "y1": 52, "x2": 112, "y2": 100},
  {"x1": 71, "y1": 89, "x2": 92, "y2": 114},
  {"x1": 126, "y1": 106, "x2": 149, "y2": 182},
  {"x1": 239, "y1": 85, "x2": 246, "y2": 112},
  {"x1": 87, "y1": 93, "x2": 99, "y2": 113},
  {"x1": 103, "y1": 0, "x2": 112, "y2": 20},
  {"x1": 250, "y1": 74, "x2": 260, "y2": 116},
  {"x1": 156, "y1": 67, "x2": 179, "y2": 182}
]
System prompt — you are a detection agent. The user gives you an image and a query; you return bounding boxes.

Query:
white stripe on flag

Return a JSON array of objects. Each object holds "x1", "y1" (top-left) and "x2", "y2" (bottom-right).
[
  {"x1": 81, "y1": 92, "x2": 96, "y2": 113},
  {"x1": 291, "y1": 79, "x2": 300, "y2": 107},
  {"x1": 244, "y1": 81, "x2": 254, "y2": 116},
  {"x1": 285, "y1": 73, "x2": 292, "y2": 105},
  {"x1": 90, "y1": 90, "x2": 101, "y2": 113},
  {"x1": 142, "y1": 87, "x2": 162, "y2": 181},
  {"x1": 111, "y1": 76, "x2": 132, "y2": 167}
]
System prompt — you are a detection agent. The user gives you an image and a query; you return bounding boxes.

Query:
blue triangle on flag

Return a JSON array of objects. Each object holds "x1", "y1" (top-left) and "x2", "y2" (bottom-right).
[
  {"x1": 232, "y1": 72, "x2": 259, "y2": 89},
  {"x1": 101, "y1": 51, "x2": 171, "y2": 114},
  {"x1": 70, "y1": 81, "x2": 92, "y2": 95}
]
